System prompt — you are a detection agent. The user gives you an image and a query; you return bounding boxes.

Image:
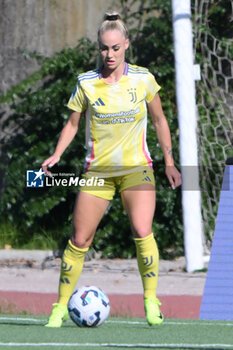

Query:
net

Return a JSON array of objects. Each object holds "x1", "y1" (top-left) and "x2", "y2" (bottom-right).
[{"x1": 193, "y1": 0, "x2": 233, "y2": 247}]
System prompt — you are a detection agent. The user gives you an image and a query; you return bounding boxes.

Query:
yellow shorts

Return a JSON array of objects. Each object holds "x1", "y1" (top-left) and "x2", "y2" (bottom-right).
[{"x1": 79, "y1": 168, "x2": 155, "y2": 200}]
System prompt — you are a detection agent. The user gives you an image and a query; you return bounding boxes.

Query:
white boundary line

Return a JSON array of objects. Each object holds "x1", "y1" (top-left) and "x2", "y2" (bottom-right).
[
  {"x1": 0, "y1": 342, "x2": 233, "y2": 348},
  {"x1": 0, "y1": 317, "x2": 43, "y2": 323},
  {"x1": 1, "y1": 317, "x2": 233, "y2": 327},
  {"x1": 107, "y1": 320, "x2": 233, "y2": 327}
]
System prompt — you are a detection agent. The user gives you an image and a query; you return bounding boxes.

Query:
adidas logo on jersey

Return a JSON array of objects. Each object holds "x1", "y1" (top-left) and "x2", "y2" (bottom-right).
[{"x1": 92, "y1": 98, "x2": 105, "y2": 106}]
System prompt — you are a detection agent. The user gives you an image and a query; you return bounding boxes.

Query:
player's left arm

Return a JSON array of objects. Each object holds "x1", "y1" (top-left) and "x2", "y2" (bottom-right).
[{"x1": 148, "y1": 93, "x2": 181, "y2": 189}]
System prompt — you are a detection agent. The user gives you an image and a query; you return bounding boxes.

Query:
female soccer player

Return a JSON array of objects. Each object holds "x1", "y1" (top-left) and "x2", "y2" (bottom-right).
[{"x1": 42, "y1": 11, "x2": 181, "y2": 327}]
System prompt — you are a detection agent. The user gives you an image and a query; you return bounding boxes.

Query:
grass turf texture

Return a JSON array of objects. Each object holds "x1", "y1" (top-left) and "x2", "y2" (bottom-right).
[{"x1": 0, "y1": 315, "x2": 233, "y2": 350}]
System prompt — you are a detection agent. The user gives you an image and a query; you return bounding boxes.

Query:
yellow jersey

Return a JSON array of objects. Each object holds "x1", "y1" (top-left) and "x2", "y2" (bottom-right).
[{"x1": 67, "y1": 63, "x2": 161, "y2": 176}]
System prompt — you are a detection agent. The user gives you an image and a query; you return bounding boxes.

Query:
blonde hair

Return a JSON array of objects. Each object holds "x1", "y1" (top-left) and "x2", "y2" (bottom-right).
[{"x1": 98, "y1": 11, "x2": 129, "y2": 43}]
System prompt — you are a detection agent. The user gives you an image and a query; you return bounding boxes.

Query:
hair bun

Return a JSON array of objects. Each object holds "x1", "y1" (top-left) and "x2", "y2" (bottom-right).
[
  {"x1": 104, "y1": 13, "x2": 121, "y2": 21},
  {"x1": 98, "y1": 12, "x2": 128, "y2": 41}
]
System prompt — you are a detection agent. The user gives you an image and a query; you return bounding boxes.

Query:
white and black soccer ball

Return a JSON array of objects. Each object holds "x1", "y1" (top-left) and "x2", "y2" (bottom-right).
[{"x1": 68, "y1": 286, "x2": 110, "y2": 327}]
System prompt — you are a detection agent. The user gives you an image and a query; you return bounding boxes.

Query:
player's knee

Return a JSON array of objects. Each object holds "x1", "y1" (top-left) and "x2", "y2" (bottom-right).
[
  {"x1": 132, "y1": 225, "x2": 152, "y2": 239},
  {"x1": 71, "y1": 237, "x2": 88, "y2": 249},
  {"x1": 71, "y1": 233, "x2": 92, "y2": 249}
]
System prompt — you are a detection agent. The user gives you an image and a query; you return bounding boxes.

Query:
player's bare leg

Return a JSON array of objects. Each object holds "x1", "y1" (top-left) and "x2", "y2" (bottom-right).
[
  {"x1": 121, "y1": 184, "x2": 164, "y2": 325},
  {"x1": 71, "y1": 191, "x2": 110, "y2": 248},
  {"x1": 121, "y1": 184, "x2": 155, "y2": 238},
  {"x1": 45, "y1": 192, "x2": 109, "y2": 327}
]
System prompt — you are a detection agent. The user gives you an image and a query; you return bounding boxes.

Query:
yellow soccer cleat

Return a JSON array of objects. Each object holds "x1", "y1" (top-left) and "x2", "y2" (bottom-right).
[
  {"x1": 144, "y1": 297, "x2": 164, "y2": 326},
  {"x1": 45, "y1": 303, "x2": 69, "y2": 328}
]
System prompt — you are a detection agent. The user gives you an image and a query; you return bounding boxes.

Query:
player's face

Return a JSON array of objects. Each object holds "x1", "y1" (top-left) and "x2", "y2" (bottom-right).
[{"x1": 99, "y1": 29, "x2": 129, "y2": 71}]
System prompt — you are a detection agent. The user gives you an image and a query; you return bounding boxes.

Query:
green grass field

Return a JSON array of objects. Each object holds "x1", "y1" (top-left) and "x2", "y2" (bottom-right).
[{"x1": 0, "y1": 315, "x2": 233, "y2": 350}]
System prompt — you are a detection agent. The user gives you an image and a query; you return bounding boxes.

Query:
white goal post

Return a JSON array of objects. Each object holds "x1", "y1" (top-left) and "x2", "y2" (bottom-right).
[{"x1": 172, "y1": 0, "x2": 204, "y2": 272}]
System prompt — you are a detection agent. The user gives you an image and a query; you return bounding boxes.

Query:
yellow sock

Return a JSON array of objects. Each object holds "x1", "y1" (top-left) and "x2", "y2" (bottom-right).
[
  {"x1": 58, "y1": 240, "x2": 88, "y2": 305},
  {"x1": 134, "y1": 233, "x2": 159, "y2": 299}
]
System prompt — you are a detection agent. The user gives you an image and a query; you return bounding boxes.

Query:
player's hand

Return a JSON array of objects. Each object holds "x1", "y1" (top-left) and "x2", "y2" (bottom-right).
[
  {"x1": 165, "y1": 165, "x2": 182, "y2": 190},
  {"x1": 42, "y1": 154, "x2": 60, "y2": 175}
]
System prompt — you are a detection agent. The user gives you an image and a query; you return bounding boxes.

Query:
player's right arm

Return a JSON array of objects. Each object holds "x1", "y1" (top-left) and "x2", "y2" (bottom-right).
[{"x1": 42, "y1": 111, "x2": 82, "y2": 174}]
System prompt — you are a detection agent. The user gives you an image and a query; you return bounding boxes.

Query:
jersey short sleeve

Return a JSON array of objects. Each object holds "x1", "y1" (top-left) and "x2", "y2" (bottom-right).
[
  {"x1": 67, "y1": 79, "x2": 88, "y2": 113},
  {"x1": 145, "y1": 72, "x2": 161, "y2": 103}
]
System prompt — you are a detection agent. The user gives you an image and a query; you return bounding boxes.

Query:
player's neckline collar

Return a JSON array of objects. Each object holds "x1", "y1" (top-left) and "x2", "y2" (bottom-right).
[{"x1": 98, "y1": 62, "x2": 128, "y2": 81}]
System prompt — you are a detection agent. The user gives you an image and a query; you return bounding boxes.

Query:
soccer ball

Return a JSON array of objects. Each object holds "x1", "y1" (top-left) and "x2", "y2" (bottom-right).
[{"x1": 68, "y1": 286, "x2": 110, "y2": 327}]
